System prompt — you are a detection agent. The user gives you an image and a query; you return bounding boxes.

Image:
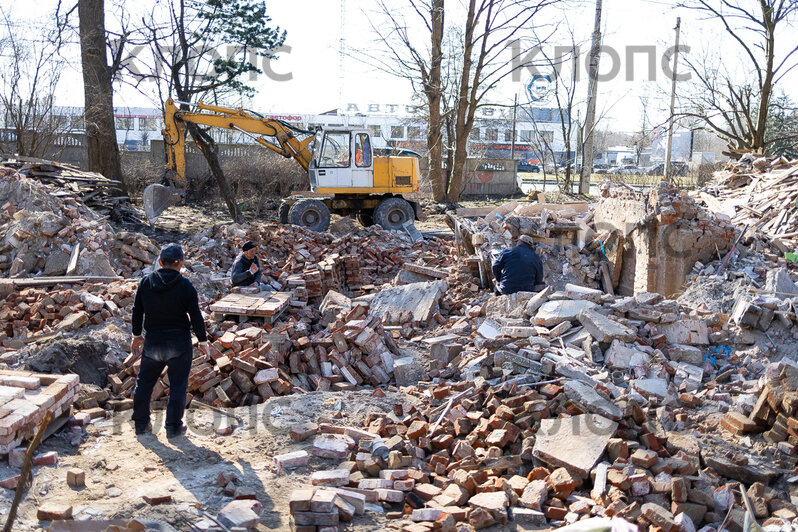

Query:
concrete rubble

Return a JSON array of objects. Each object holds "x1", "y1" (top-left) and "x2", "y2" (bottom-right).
[{"x1": 0, "y1": 163, "x2": 797, "y2": 531}]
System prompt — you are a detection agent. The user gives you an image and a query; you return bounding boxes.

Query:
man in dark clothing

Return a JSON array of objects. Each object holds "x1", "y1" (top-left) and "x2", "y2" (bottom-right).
[
  {"x1": 231, "y1": 241, "x2": 263, "y2": 288},
  {"x1": 131, "y1": 244, "x2": 209, "y2": 438},
  {"x1": 492, "y1": 235, "x2": 544, "y2": 295}
]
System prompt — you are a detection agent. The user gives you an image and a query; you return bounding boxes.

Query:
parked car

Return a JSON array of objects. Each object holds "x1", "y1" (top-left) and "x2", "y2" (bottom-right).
[
  {"x1": 644, "y1": 162, "x2": 688, "y2": 177},
  {"x1": 557, "y1": 163, "x2": 581, "y2": 174},
  {"x1": 518, "y1": 160, "x2": 541, "y2": 173},
  {"x1": 611, "y1": 165, "x2": 643, "y2": 175},
  {"x1": 593, "y1": 163, "x2": 610, "y2": 174}
]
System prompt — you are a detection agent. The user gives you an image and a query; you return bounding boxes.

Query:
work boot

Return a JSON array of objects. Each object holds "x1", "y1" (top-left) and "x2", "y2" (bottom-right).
[
  {"x1": 166, "y1": 424, "x2": 186, "y2": 439},
  {"x1": 135, "y1": 422, "x2": 152, "y2": 435}
]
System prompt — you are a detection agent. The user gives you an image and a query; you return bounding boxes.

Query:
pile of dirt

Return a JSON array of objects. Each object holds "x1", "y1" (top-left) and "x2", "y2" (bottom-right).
[{"x1": 25, "y1": 336, "x2": 111, "y2": 387}]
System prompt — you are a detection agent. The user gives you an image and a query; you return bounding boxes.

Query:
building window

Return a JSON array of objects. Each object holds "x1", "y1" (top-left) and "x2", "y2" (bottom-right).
[
  {"x1": 538, "y1": 131, "x2": 553, "y2": 143},
  {"x1": 368, "y1": 125, "x2": 382, "y2": 137},
  {"x1": 520, "y1": 130, "x2": 533, "y2": 142},
  {"x1": 407, "y1": 126, "x2": 422, "y2": 139},
  {"x1": 470, "y1": 127, "x2": 480, "y2": 140},
  {"x1": 115, "y1": 117, "x2": 133, "y2": 130},
  {"x1": 504, "y1": 129, "x2": 515, "y2": 142},
  {"x1": 485, "y1": 128, "x2": 498, "y2": 141},
  {"x1": 139, "y1": 118, "x2": 162, "y2": 131},
  {"x1": 391, "y1": 125, "x2": 404, "y2": 139}
]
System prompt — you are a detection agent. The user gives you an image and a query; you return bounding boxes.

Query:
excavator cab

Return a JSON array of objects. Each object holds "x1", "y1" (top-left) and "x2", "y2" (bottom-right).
[{"x1": 308, "y1": 130, "x2": 374, "y2": 191}]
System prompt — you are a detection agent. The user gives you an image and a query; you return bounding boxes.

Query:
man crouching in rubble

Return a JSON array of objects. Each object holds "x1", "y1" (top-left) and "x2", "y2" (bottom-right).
[
  {"x1": 231, "y1": 241, "x2": 266, "y2": 289},
  {"x1": 492, "y1": 234, "x2": 544, "y2": 295},
  {"x1": 130, "y1": 244, "x2": 209, "y2": 438}
]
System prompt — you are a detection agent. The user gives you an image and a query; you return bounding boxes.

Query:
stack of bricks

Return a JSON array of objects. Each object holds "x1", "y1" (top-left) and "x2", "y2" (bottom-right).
[
  {"x1": 288, "y1": 487, "x2": 361, "y2": 531},
  {"x1": 0, "y1": 369, "x2": 79, "y2": 454},
  {"x1": 721, "y1": 364, "x2": 798, "y2": 454},
  {"x1": 109, "y1": 306, "x2": 402, "y2": 409},
  {"x1": 341, "y1": 255, "x2": 363, "y2": 289},
  {"x1": 0, "y1": 281, "x2": 136, "y2": 356},
  {"x1": 280, "y1": 374, "x2": 798, "y2": 532}
]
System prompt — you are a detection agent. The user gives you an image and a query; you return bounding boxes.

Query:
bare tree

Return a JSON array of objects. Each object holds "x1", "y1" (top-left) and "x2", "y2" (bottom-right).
[
  {"x1": 0, "y1": 9, "x2": 72, "y2": 158},
  {"x1": 630, "y1": 95, "x2": 653, "y2": 166},
  {"x1": 678, "y1": 0, "x2": 798, "y2": 153},
  {"x1": 366, "y1": 0, "x2": 559, "y2": 204}
]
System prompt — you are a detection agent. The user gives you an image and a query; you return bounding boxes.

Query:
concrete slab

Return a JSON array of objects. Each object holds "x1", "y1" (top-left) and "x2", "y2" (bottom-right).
[
  {"x1": 532, "y1": 414, "x2": 618, "y2": 479},
  {"x1": 564, "y1": 380, "x2": 623, "y2": 420},
  {"x1": 662, "y1": 319, "x2": 709, "y2": 345},
  {"x1": 577, "y1": 309, "x2": 637, "y2": 343},
  {"x1": 532, "y1": 300, "x2": 597, "y2": 327},
  {"x1": 604, "y1": 340, "x2": 649, "y2": 369}
]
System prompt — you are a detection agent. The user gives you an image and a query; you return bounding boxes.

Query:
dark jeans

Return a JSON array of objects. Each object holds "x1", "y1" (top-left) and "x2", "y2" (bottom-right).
[{"x1": 132, "y1": 330, "x2": 192, "y2": 432}]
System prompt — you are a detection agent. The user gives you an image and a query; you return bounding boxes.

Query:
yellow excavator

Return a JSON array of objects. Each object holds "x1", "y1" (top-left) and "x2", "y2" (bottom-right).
[{"x1": 142, "y1": 98, "x2": 421, "y2": 232}]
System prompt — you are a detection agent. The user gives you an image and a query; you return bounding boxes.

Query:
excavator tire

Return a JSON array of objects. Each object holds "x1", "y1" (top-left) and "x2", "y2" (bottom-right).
[
  {"x1": 356, "y1": 211, "x2": 374, "y2": 227},
  {"x1": 374, "y1": 197, "x2": 414, "y2": 231},
  {"x1": 278, "y1": 202, "x2": 290, "y2": 224},
  {"x1": 288, "y1": 199, "x2": 330, "y2": 232}
]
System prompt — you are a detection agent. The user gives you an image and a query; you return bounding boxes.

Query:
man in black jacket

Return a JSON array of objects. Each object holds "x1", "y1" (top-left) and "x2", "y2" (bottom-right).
[
  {"x1": 130, "y1": 244, "x2": 209, "y2": 438},
  {"x1": 492, "y1": 235, "x2": 544, "y2": 295},
  {"x1": 231, "y1": 241, "x2": 263, "y2": 288}
]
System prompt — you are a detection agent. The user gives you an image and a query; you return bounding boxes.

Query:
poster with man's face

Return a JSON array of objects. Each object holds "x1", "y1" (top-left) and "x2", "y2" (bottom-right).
[{"x1": 526, "y1": 75, "x2": 553, "y2": 103}]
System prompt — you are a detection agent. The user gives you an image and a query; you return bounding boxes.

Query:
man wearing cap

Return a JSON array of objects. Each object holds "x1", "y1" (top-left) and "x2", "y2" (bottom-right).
[
  {"x1": 231, "y1": 241, "x2": 263, "y2": 288},
  {"x1": 492, "y1": 234, "x2": 544, "y2": 295},
  {"x1": 130, "y1": 244, "x2": 209, "y2": 438}
]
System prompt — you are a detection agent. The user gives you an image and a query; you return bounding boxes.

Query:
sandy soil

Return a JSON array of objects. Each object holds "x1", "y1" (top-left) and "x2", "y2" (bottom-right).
[{"x1": 0, "y1": 390, "x2": 426, "y2": 531}]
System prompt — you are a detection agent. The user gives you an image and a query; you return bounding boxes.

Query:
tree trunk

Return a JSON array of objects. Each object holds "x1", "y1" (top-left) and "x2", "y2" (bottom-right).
[
  {"x1": 78, "y1": 0, "x2": 126, "y2": 195},
  {"x1": 753, "y1": 20, "x2": 775, "y2": 151},
  {"x1": 446, "y1": 0, "x2": 477, "y2": 204},
  {"x1": 427, "y1": 0, "x2": 445, "y2": 203},
  {"x1": 185, "y1": 122, "x2": 244, "y2": 223}
]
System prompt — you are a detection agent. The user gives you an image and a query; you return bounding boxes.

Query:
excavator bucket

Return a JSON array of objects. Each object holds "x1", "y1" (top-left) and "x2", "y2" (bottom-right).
[{"x1": 142, "y1": 184, "x2": 182, "y2": 225}]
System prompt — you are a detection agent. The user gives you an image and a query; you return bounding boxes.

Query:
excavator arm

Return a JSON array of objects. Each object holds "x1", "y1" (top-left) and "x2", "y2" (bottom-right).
[{"x1": 144, "y1": 98, "x2": 316, "y2": 223}]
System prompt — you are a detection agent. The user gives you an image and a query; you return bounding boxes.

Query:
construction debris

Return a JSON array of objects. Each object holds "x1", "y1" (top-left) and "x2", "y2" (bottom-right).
[{"x1": 1, "y1": 159, "x2": 798, "y2": 531}]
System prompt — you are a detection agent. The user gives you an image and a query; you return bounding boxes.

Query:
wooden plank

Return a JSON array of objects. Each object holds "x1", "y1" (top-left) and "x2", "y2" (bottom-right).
[
  {"x1": 65, "y1": 244, "x2": 81, "y2": 276},
  {"x1": 455, "y1": 207, "x2": 494, "y2": 218}
]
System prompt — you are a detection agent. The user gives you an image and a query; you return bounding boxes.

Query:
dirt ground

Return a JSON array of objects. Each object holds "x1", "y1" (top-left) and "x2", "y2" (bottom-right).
[{"x1": 0, "y1": 390, "x2": 427, "y2": 531}]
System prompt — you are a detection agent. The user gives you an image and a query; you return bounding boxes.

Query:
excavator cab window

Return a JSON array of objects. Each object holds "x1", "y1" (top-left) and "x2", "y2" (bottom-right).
[
  {"x1": 355, "y1": 133, "x2": 372, "y2": 167},
  {"x1": 318, "y1": 132, "x2": 351, "y2": 168}
]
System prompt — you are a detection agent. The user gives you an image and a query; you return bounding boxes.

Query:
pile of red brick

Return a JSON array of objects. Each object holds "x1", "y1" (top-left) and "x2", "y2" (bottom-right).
[
  {"x1": 0, "y1": 282, "x2": 136, "y2": 356},
  {"x1": 284, "y1": 375, "x2": 796, "y2": 532},
  {"x1": 109, "y1": 307, "x2": 404, "y2": 409},
  {"x1": 722, "y1": 365, "x2": 798, "y2": 451},
  {"x1": 185, "y1": 222, "x2": 456, "y2": 298}
]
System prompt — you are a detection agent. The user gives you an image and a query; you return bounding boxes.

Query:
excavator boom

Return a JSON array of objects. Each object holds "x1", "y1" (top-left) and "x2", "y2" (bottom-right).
[{"x1": 144, "y1": 98, "x2": 315, "y2": 223}]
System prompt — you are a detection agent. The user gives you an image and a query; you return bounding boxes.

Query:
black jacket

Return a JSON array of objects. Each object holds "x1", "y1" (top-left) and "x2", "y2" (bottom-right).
[
  {"x1": 492, "y1": 243, "x2": 544, "y2": 295},
  {"x1": 231, "y1": 253, "x2": 262, "y2": 287},
  {"x1": 132, "y1": 268, "x2": 207, "y2": 342}
]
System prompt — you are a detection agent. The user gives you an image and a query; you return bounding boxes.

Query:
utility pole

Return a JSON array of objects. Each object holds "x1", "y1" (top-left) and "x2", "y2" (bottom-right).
[
  {"x1": 511, "y1": 93, "x2": 518, "y2": 160},
  {"x1": 664, "y1": 17, "x2": 681, "y2": 182},
  {"x1": 579, "y1": 0, "x2": 602, "y2": 195}
]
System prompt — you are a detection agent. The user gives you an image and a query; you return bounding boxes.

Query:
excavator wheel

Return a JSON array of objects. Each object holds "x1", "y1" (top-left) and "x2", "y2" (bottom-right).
[
  {"x1": 356, "y1": 211, "x2": 374, "y2": 227},
  {"x1": 278, "y1": 201, "x2": 291, "y2": 224},
  {"x1": 374, "y1": 197, "x2": 414, "y2": 231},
  {"x1": 288, "y1": 198, "x2": 331, "y2": 232}
]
